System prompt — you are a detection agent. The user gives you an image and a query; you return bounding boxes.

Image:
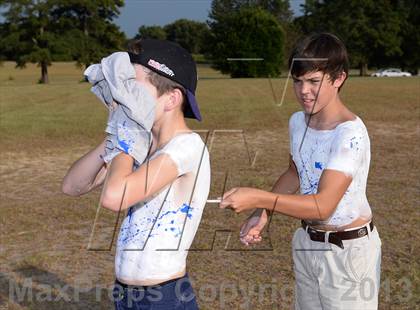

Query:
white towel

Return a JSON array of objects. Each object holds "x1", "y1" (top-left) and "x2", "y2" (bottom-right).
[{"x1": 84, "y1": 52, "x2": 156, "y2": 165}]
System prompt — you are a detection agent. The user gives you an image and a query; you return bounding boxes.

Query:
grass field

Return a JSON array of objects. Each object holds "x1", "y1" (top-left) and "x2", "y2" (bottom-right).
[{"x1": 0, "y1": 61, "x2": 419, "y2": 309}]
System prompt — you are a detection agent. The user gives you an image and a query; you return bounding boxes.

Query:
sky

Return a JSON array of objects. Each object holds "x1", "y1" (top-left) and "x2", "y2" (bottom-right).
[{"x1": 115, "y1": 0, "x2": 305, "y2": 38}]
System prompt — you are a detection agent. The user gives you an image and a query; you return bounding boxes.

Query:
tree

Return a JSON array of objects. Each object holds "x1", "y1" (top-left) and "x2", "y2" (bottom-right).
[
  {"x1": 135, "y1": 25, "x2": 166, "y2": 40},
  {"x1": 296, "y1": 0, "x2": 403, "y2": 76},
  {"x1": 52, "y1": 0, "x2": 126, "y2": 69},
  {"x1": 0, "y1": 0, "x2": 72, "y2": 83},
  {"x1": 0, "y1": 22, "x2": 9, "y2": 63},
  {"x1": 208, "y1": 0, "x2": 295, "y2": 65},
  {"x1": 207, "y1": 7, "x2": 285, "y2": 77},
  {"x1": 209, "y1": 0, "x2": 292, "y2": 23},
  {"x1": 0, "y1": 0, "x2": 125, "y2": 83},
  {"x1": 251, "y1": 0, "x2": 293, "y2": 23},
  {"x1": 249, "y1": 1, "x2": 298, "y2": 63},
  {"x1": 164, "y1": 19, "x2": 210, "y2": 54},
  {"x1": 396, "y1": 0, "x2": 420, "y2": 74}
]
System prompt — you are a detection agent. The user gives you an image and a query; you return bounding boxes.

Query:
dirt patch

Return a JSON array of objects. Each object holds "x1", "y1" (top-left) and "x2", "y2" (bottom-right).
[{"x1": 1, "y1": 123, "x2": 419, "y2": 309}]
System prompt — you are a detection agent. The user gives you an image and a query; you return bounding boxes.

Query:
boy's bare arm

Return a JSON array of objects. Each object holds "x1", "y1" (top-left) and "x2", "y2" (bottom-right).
[
  {"x1": 100, "y1": 152, "x2": 179, "y2": 212},
  {"x1": 272, "y1": 155, "x2": 300, "y2": 195},
  {"x1": 62, "y1": 138, "x2": 107, "y2": 196},
  {"x1": 222, "y1": 169, "x2": 352, "y2": 221},
  {"x1": 260, "y1": 155, "x2": 300, "y2": 216},
  {"x1": 270, "y1": 169, "x2": 351, "y2": 220}
]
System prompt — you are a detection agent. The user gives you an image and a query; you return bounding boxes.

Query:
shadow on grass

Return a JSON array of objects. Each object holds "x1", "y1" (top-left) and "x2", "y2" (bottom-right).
[{"x1": 1, "y1": 266, "x2": 114, "y2": 309}]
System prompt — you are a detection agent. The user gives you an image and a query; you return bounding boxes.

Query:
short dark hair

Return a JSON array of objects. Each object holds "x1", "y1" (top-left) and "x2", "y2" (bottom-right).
[
  {"x1": 127, "y1": 39, "x2": 187, "y2": 109},
  {"x1": 288, "y1": 33, "x2": 349, "y2": 89}
]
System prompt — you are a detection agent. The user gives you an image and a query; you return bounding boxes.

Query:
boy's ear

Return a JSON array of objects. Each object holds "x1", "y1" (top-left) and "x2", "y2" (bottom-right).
[
  {"x1": 164, "y1": 88, "x2": 183, "y2": 112},
  {"x1": 333, "y1": 71, "x2": 347, "y2": 89}
]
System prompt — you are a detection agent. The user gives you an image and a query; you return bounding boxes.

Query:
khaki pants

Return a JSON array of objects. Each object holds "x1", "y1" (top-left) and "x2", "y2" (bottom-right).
[{"x1": 292, "y1": 225, "x2": 381, "y2": 310}]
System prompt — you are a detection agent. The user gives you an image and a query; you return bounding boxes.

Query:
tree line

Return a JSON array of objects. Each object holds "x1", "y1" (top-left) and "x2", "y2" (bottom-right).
[{"x1": 0, "y1": 0, "x2": 418, "y2": 83}]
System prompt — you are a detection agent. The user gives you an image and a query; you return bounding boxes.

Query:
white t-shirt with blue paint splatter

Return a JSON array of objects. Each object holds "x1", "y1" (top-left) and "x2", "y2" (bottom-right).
[
  {"x1": 115, "y1": 132, "x2": 210, "y2": 283},
  {"x1": 289, "y1": 111, "x2": 372, "y2": 226}
]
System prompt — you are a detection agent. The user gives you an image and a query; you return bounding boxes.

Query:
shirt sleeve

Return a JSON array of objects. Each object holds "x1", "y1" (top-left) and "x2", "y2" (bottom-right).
[
  {"x1": 156, "y1": 134, "x2": 204, "y2": 177},
  {"x1": 325, "y1": 125, "x2": 366, "y2": 178}
]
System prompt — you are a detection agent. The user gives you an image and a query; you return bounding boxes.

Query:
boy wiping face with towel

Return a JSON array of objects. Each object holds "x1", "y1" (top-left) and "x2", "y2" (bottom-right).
[{"x1": 62, "y1": 39, "x2": 210, "y2": 309}]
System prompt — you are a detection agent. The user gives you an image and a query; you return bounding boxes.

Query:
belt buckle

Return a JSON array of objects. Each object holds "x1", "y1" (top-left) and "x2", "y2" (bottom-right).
[{"x1": 357, "y1": 227, "x2": 367, "y2": 237}]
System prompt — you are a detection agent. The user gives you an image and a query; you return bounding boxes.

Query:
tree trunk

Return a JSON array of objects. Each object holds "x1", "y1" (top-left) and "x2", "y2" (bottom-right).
[
  {"x1": 359, "y1": 62, "x2": 368, "y2": 76},
  {"x1": 40, "y1": 62, "x2": 49, "y2": 84}
]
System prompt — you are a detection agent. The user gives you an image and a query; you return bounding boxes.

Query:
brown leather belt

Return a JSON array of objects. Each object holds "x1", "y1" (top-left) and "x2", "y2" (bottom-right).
[{"x1": 301, "y1": 220, "x2": 374, "y2": 249}]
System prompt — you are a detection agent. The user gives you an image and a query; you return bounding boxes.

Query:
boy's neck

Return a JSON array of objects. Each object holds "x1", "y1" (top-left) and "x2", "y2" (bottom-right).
[
  {"x1": 152, "y1": 113, "x2": 191, "y2": 150},
  {"x1": 307, "y1": 95, "x2": 354, "y2": 130}
]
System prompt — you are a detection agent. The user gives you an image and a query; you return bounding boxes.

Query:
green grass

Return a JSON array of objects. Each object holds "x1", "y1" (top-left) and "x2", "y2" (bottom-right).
[
  {"x1": 0, "y1": 61, "x2": 419, "y2": 309},
  {"x1": 1, "y1": 62, "x2": 418, "y2": 150}
]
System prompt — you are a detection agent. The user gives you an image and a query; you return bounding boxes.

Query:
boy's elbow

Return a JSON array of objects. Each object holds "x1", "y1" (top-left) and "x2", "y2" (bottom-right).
[
  {"x1": 100, "y1": 193, "x2": 119, "y2": 212},
  {"x1": 102, "y1": 177, "x2": 150, "y2": 212},
  {"x1": 101, "y1": 188, "x2": 146, "y2": 212},
  {"x1": 61, "y1": 181, "x2": 81, "y2": 197},
  {"x1": 100, "y1": 189, "x2": 130, "y2": 212},
  {"x1": 318, "y1": 202, "x2": 337, "y2": 221},
  {"x1": 318, "y1": 212, "x2": 331, "y2": 222}
]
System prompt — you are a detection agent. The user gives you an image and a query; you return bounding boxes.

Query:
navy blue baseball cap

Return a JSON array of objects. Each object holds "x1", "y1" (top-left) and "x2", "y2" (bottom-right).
[{"x1": 128, "y1": 39, "x2": 202, "y2": 121}]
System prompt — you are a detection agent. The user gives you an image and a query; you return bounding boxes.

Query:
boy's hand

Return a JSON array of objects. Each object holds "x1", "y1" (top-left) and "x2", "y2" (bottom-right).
[
  {"x1": 106, "y1": 101, "x2": 119, "y2": 134},
  {"x1": 240, "y1": 209, "x2": 268, "y2": 246},
  {"x1": 220, "y1": 187, "x2": 265, "y2": 213},
  {"x1": 103, "y1": 101, "x2": 137, "y2": 162}
]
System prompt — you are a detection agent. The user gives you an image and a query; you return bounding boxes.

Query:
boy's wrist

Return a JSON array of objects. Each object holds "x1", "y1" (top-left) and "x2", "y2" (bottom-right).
[
  {"x1": 256, "y1": 190, "x2": 276, "y2": 210},
  {"x1": 263, "y1": 192, "x2": 279, "y2": 214},
  {"x1": 99, "y1": 139, "x2": 107, "y2": 163}
]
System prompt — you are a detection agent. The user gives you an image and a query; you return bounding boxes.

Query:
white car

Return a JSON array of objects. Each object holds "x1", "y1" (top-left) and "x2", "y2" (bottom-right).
[{"x1": 371, "y1": 68, "x2": 412, "y2": 77}]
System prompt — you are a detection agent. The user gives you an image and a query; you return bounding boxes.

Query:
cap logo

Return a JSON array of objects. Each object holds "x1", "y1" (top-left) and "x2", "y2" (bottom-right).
[{"x1": 148, "y1": 59, "x2": 175, "y2": 77}]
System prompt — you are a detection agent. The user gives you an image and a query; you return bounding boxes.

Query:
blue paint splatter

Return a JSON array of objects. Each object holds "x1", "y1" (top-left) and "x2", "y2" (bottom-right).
[
  {"x1": 315, "y1": 162, "x2": 323, "y2": 170},
  {"x1": 157, "y1": 203, "x2": 193, "y2": 221},
  {"x1": 127, "y1": 207, "x2": 133, "y2": 223},
  {"x1": 157, "y1": 210, "x2": 178, "y2": 221},
  {"x1": 349, "y1": 137, "x2": 358, "y2": 149},
  {"x1": 180, "y1": 203, "x2": 192, "y2": 219},
  {"x1": 121, "y1": 202, "x2": 194, "y2": 245},
  {"x1": 121, "y1": 226, "x2": 151, "y2": 244},
  {"x1": 118, "y1": 138, "x2": 130, "y2": 153}
]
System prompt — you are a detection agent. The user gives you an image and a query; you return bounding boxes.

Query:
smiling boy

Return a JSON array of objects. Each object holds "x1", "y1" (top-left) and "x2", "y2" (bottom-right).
[
  {"x1": 221, "y1": 33, "x2": 381, "y2": 309},
  {"x1": 62, "y1": 39, "x2": 210, "y2": 309}
]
